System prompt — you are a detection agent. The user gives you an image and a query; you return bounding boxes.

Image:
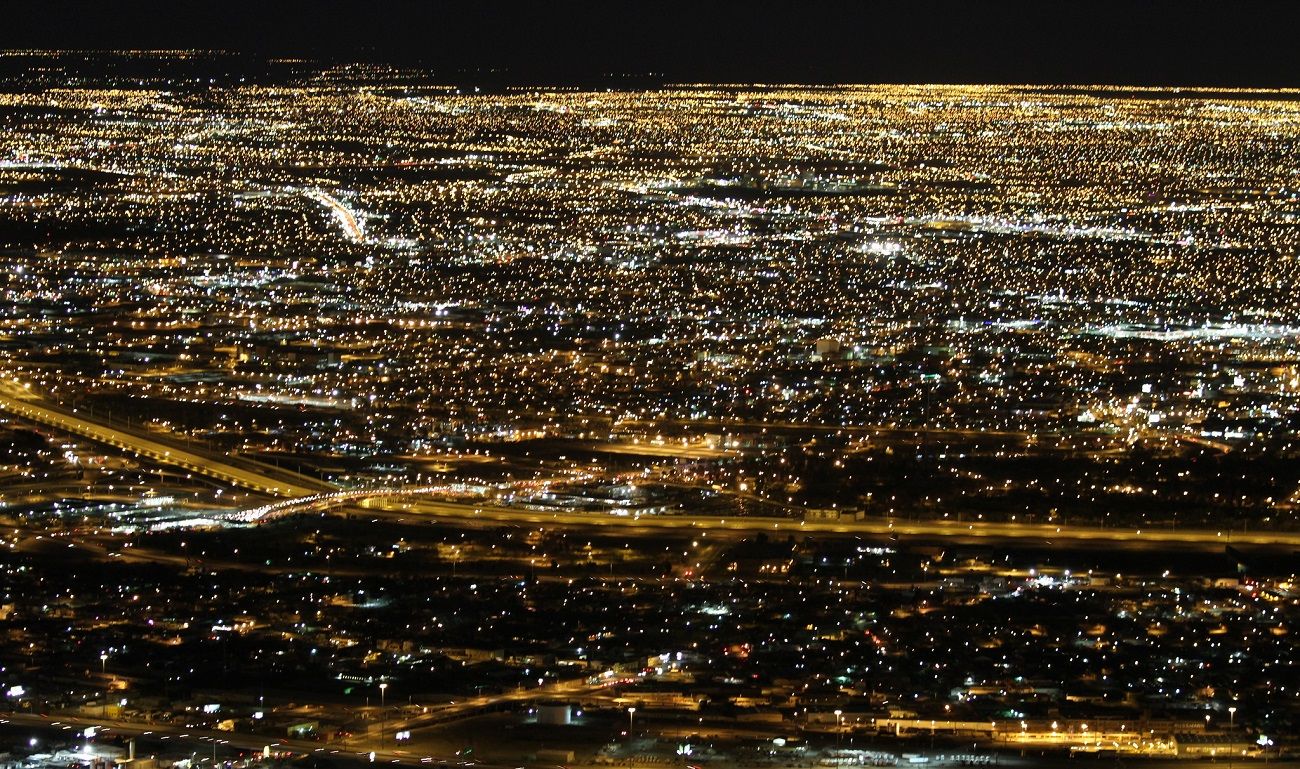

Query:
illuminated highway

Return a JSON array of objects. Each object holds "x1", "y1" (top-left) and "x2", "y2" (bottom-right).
[
  {"x1": 357, "y1": 495, "x2": 1300, "y2": 549},
  {"x1": 306, "y1": 188, "x2": 367, "y2": 243},
  {"x1": 0, "y1": 674, "x2": 602, "y2": 768},
  {"x1": 614, "y1": 416, "x2": 1034, "y2": 440},
  {"x1": 0, "y1": 711, "x2": 492, "y2": 768},
  {"x1": 0, "y1": 381, "x2": 1290, "y2": 549},
  {"x1": 0, "y1": 386, "x2": 330, "y2": 498}
]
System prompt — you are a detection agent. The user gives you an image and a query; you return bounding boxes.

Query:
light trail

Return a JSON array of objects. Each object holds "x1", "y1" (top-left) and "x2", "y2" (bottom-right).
[
  {"x1": 224, "y1": 486, "x2": 1300, "y2": 549},
  {"x1": 305, "y1": 188, "x2": 366, "y2": 242}
]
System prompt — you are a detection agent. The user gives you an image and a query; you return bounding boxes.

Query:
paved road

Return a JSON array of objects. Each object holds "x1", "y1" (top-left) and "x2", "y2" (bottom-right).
[
  {"x1": 0, "y1": 390, "x2": 327, "y2": 498},
  {"x1": 308, "y1": 189, "x2": 366, "y2": 242},
  {"x1": 0, "y1": 678, "x2": 595, "y2": 768},
  {"x1": 364, "y1": 497, "x2": 1300, "y2": 549},
  {"x1": 1, "y1": 383, "x2": 1288, "y2": 551},
  {"x1": 380, "y1": 675, "x2": 597, "y2": 736},
  {"x1": 614, "y1": 417, "x2": 1032, "y2": 440},
  {"x1": 0, "y1": 711, "x2": 472, "y2": 766}
]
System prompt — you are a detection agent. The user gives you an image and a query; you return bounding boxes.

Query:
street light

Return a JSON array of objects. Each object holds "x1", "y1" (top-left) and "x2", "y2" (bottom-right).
[
  {"x1": 379, "y1": 683, "x2": 388, "y2": 750},
  {"x1": 1228, "y1": 706, "x2": 1236, "y2": 728},
  {"x1": 627, "y1": 707, "x2": 635, "y2": 737},
  {"x1": 834, "y1": 709, "x2": 843, "y2": 749},
  {"x1": 100, "y1": 653, "x2": 108, "y2": 716}
]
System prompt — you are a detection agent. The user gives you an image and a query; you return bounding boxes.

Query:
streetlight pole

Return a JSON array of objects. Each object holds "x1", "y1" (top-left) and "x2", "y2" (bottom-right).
[
  {"x1": 100, "y1": 653, "x2": 108, "y2": 716},
  {"x1": 627, "y1": 707, "x2": 635, "y2": 738},
  {"x1": 834, "y1": 710, "x2": 843, "y2": 750},
  {"x1": 1228, "y1": 707, "x2": 1236, "y2": 728},
  {"x1": 379, "y1": 683, "x2": 388, "y2": 751}
]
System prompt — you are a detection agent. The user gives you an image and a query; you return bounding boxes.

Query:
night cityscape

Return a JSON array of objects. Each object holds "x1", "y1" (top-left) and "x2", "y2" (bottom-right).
[{"x1": 0, "y1": 4, "x2": 1297, "y2": 769}]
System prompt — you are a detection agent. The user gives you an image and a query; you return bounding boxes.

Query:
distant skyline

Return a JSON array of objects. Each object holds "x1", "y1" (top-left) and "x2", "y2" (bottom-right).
[{"x1": 6, "y1": 0, "x2": 1300, "y2": 88}]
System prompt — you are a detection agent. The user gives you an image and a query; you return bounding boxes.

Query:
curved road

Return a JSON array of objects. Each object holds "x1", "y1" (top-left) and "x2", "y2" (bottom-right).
[{"x1": 307, "y1": 189, "x2": 367, "y2": 243}]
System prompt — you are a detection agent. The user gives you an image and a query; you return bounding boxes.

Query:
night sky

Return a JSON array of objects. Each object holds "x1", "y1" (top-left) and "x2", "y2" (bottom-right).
[{"x1": 6, "y1": 0, "x2": 1300, "y2": 87}]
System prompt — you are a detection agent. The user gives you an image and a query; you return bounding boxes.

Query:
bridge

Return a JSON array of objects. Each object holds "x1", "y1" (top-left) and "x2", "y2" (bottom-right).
[
  {"x1": 224, "y1": 486, "x2": 435, "y2": 523},
  {"x1": 6, "y1": 383, "x2": 1296, "y2": 551},
  {"x1": 0, "y1": 388, "x2": 331, "y2": 498}
]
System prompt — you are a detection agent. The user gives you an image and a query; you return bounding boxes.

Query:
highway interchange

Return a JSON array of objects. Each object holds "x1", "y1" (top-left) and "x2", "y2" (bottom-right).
[
  {"x1": 0, "y1": 383, "x2": 1293, "y2": 766},
  {"x1": 1, "y1": 384, "x2": 1296, "y2": 551}
]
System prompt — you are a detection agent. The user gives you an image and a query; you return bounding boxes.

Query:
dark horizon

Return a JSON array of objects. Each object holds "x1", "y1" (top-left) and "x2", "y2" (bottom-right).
[{"x1": 5, "y1": 0, "x2": 1300, "y2": 89}]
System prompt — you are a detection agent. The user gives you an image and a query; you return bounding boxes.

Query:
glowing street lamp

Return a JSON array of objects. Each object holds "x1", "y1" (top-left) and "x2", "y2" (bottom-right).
[
  {"x1": 379, "y1": 683, "x2": 388, "y2": 750},
  {"x1": 627, "y1": 707, "x2": 636, "y2": 737},
  {"x1": 99, "y1": 652, "x2": 109, "y2": 716}
]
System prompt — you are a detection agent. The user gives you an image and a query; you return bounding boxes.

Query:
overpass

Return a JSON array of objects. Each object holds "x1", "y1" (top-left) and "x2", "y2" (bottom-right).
[
  {"x1": 0, "y1": 390, "x2": 331, "y2": 498},
  {"x1": 6, "y1": 383, "x2": 1291, "y2": 550}
]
